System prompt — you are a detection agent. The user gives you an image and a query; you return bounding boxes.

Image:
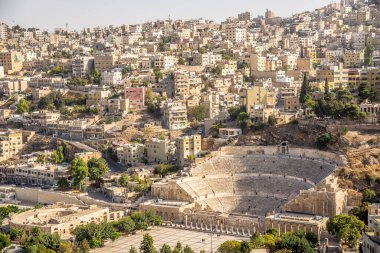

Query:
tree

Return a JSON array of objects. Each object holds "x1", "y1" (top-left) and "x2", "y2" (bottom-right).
[
  {"x1": 87, "y1": 158, "x2": 108, "y2": 183},
  {"x1": 38, "y1": 96, "x2": 50, "y2": 109},
  {"x1": 364, "y1": 44, "x2": 375, "y2": 67},
  {"x1": 188, "y1": 105, "x2": 208, "y2": 122},
  {"x1": 275, "y1": 233, "x2": 315, "y2": 253},
  {"x1": 160, "y1": 244, "x2": 172, "y2": 253},
  {"x1": 228, "y1": 106, "x2": 246, "y2": 121},
  {"x1": 178, "y1": 58, "x2": 186, "y2": 65},
  {"x1": 51, "y1": 146, "x2": 64, "y2": 164},
  {"x1": 129, "y1": 246, "x2": 138, "y2": 253},
  {"x1": 173, "y1": 242, "x2": 182, "y2": 253},
  {"x1": 69, "y1": 158, "x2": 88, "y2": 191},
  {"x1": 218, "y1": 240, "x2": 242, "y2": 253},
  {"x1": 57, "y1": 177, "x2": 71, "y2": 190},
  {"x1": 16, "y1": 98, "x2": 30, "y2": 114},
  {"x1": 211, "y1": 66, "x2": 222, "y2": 76},
  {"x1": 0, "y1": 233, "x2": 10, "y2": 250},
  {"x1": 237, "y1": 112, "x2": 251, "y2": 130},
  {"x1": 240, "y1": 241, "x2": 251, "y2": 253},
  {"x1": 118, "y1": 173, "x2": 129, "y2": 187},
  {"x1": 327, "y1": 214, "x2": 365, "y2": 248},
  {"x1": 114, "y1": 217, "x2": 135, "y2": 233},
  {"x1": 75, "y1": 239, "x2": 90, "y2": 253},
  {"x1": 153, "y1": 68, "x2": 163, "y2": 82},
  {"x1": 324, "y1": 78, "x2": 329, "y2": 95},
  {"x1": 93, "y1": 70, "x2": 101, "y2": 84},
  {"x1": 37, "y1": 154, "x2": 47, "y2": 164},
  {"x1": 58, "y1": 241, "x2": 73, "y2": 253},
  {"x1": 358, "y1": 83, "x2": 371, "y2": 101},
  {"x1": 299, "y1": 73, "x2": 310, "y2": 104},
  {"x1": 362, "y1": 189, "x2": 377, "y2": 203},
  {"x1": 268, "y1": 114, "x2": 277, "y2": 126},
  {"x1": 316, "y1": 133, "x2": 337, "y2": 149},
  {"x1": 183, "y1": 245, "x2": 194, "y2": 253},
  {"x1": 140, "y1": 233, "x2": 155, "y2": 253}
]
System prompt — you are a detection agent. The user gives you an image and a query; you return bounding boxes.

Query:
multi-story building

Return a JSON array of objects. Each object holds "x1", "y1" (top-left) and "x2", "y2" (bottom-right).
[
  {"x1": 192, "y1": 53, "x2": 222, "y2": 66},
  {"x1": 250, "y1": 54, "x2": 266, "y2": 71},
  {"x1": 145, "y1": 138, "x2": 171, "y2": 164},
  {"x1": 102, "y1": 69, "x2": 122, "y2": 85},
  {"x1": 13, "y1": 163, "x2": 68, "y2": 186},
  {"x1": 124, "y1": 87, "x2": 146, "y2": 109},
  {"x1": 240, "y1": 87, "x2": 275, "y2": 116},
  {"x1": 0, "y1": 129, "x2": 24, "y2": 162},
  {"x1": 0, "y1": 51, "x2": 23, "y2": 74},
  {"x1": 9, "y1": 203, "x2": 123, "y2": 239},
  {"x1": 154, "y1": 55, "x2": 175, "y2": 70},
  {"x1": 107, "y1": 98, "x2": 129, "y2": 115},
  {"x1": 360, "y1": 68, "x2": 380, "y2": 92},
  {"x1": 238, "y1": 12, "x2": 251, "y2": 21},
  {"x1": 94, "y1": 53, "x2": 117, "y2": 71},
  {"x1": 72, "y1": 56, "x2": 94, "y2": 78},
  {"x1": 117, "y1": 143, "x2": 145, "y2": 166},
  {"x1": 283, "y1": 96, "x2": 300, "y2": 112},
  {"x1": 0, "y1": 23, "x2": 8, "y2": 41},
  {"x1": 343, "y1": 50, "x2": 364, "y2": 68},
  {"x1": 162, "y1": 100, "x2": 188, "y2": 130},
  {"x1": 0, "y1": 78, "x2": 28, "y2": 95},
  {"x1": 225, "y1": 27, "x2": 246, "y2": 43},
  {"x1": 362, "y1": 204, "x2": 380, "y2": 253},
  {"x1": 176, "y1": 135, "x2": 202, "y2": 165}
]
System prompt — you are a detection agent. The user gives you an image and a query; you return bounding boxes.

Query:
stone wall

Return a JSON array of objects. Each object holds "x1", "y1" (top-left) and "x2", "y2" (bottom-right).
[
  {"x1": 282, "y1": 176, "x2": 347, "y2": 218},
  {"x1": 220, "y1": 146, "x2": 343, "y2": 165},
  {"x1": 15, "y1": 188, "x2": 84, "y2": 205}
]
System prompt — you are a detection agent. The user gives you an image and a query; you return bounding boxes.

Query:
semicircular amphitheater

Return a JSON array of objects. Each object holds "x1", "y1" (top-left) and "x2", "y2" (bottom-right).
[{"x1": 141, "y1": 144, "x2": 348, "y2": 236}]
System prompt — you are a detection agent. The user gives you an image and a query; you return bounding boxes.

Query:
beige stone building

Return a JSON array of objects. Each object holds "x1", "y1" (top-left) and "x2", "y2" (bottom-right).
[
  {"x1": 13, "y1": 163, "x2": 68, "y2": 186},
  {"x1": 239, "y1": 87, "x2": 275, "y2": 116},
  {"x1": 0, "y1": 78, "x2": 27, "y2": 95},
  {"x1": 117, "y1": 143, "x2": 145, "y2": 166},
  {"x1": 282, "y1": 175, "x2": 347, "y2": 217},
  {"x1": 107, "y1": 98, "x2": 129, "y2": 115},
  {"x1": 343, "y1": 50, "x2": 364, "y2": 68},
  {"x1": 145, "y1": 138, "x2": 172, "y2": 164},
  {"x1": 0, "y1": 51, "x2": 23, "y2": 74},
  {"x1": 176, "y1": 135, "x2": 202, "y2": 165},
  {"x1": 360, "y1": 68, "x2": 380, "y2": 92},
  {"x1": 9, "y1": 203, "x2": 123, "y2": 239},
  {"x1": 0, "y1": 129, "x2": 23, "y2": 162},
  {"x1": 283, "y1": 96, "x2": 300, "y2": 112},
  {"x1": 94, "y1": 54, "x2": 117, "y2": 71}
]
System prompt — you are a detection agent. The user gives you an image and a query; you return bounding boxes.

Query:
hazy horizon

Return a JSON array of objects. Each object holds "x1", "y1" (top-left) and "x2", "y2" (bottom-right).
[{"x1": 0, "y1": 0, "x2": 335, "y2": 31}]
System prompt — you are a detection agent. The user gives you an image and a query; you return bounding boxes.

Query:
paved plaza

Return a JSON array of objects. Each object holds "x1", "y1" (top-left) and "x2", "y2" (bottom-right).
[{"x1": 97, "y1": 226, "x2": 246, "y2": 253}]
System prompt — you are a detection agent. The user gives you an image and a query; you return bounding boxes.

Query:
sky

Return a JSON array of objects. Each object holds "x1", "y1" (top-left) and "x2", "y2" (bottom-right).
[{"x1": 0, "y1": 0, "x2": 335, "y2": 31}]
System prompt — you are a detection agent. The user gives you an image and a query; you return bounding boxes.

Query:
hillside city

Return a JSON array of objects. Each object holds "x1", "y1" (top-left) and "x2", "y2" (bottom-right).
[{"x1": 0, "y1": 0, "x2": 379, "y2": 252}]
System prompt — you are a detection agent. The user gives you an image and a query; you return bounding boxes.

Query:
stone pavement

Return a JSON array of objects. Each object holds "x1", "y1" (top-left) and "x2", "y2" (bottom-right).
[{"x1": 97, "y1": 226, "x2": 246, "y2": 253}]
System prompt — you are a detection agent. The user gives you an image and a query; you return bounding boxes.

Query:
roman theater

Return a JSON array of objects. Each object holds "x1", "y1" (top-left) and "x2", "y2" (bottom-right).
[{"x1": 140, "y1": 143, "x2": 347, "y2": 238}]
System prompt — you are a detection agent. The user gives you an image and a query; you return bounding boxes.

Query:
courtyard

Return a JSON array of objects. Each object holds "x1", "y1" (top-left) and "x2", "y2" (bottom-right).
[{"x1": 97, "y1": 226, "x2": 246, "y2": 253}]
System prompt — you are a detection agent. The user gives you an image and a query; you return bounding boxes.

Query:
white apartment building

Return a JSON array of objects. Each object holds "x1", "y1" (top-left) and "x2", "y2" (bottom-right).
[
  {"x1": 225, "y1": 27, "x2": 247, "y2": 43},
  {"x1": 250, "y1": 53, "x2": 266, "y2": 71},
  {"x1": 154, "y1": 55, "x2": 175, "y2": 70},
  {"x1": 0, "y1": 23, "x2": 8, "y2": 41},
  {"x1": 162, "y1": 101, "x2": 188, "y2": 130},
  {"x1": 101, "y1": 69, "x2": 122, "y2": 85},
  {"x1": 193, "y1": 53, "x2": 222, "y2": 66}
]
